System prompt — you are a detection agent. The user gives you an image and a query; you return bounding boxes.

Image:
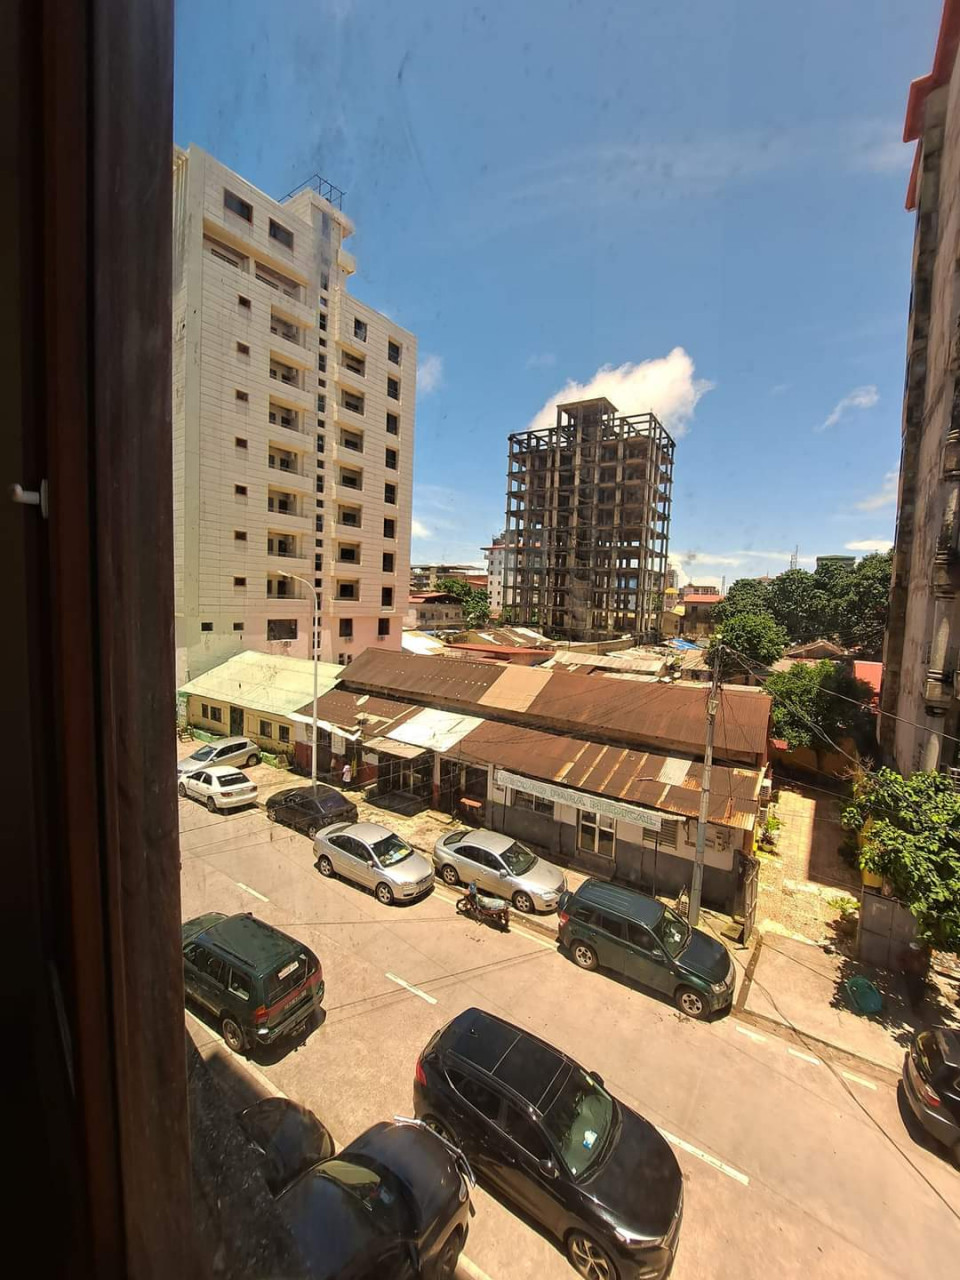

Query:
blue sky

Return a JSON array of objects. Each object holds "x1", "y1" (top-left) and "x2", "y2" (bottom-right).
[{"x1": 175, "y1": 0, "x2": 939, "y2": 585}]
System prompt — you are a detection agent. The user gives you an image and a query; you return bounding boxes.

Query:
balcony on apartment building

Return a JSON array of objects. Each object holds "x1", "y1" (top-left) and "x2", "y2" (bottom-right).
[
  {"x1": 267, "y1": 446, "x2": 311, "y2": 489},
  {"x1": 267, "y1": 532, "x2": 308, "y2": 562},
  {"x1": 269, "y1": 310, "x2": 310, "y2": 362},
  {"x1": 336, "y1": 542, "x2": 362, "y2": 567},
  {"x1": 337, "y1": 504, "x2": 363, "y2": 530},
  {"x1": 339, "y1": 428, "x2": 364, "y2": 455},
  {"x1": 254, "y1": 261, "x2": 313, "y2": 325},
  {"x1": 266, "y1": 574, "x2": 308, "y2": 600},
  {"x1": 268, "y1": 401, "x2": 307, "y2": 437},
  {"x1": 266, "y1": 488, "x2": 308, "y2": 521},
  {"x1": 337, "y1": 466, "x2": 363, "y2": 494}
]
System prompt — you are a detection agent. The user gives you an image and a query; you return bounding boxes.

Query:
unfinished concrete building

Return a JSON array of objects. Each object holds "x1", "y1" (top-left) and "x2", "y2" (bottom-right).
[{"x1": 503, "y1": 398, "x2": 674, "y2": 640}]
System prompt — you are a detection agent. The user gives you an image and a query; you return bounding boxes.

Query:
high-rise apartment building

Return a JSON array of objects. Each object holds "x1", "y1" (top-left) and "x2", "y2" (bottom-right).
[
  {"x1": 503, "y1": 397, "x2": 674, "y2": 641},
  {"x1": 481, "y1": 532, "x2": 517, "y2": 617},
  {"x1": 172, "y1": 146, "x2": 415, "y2": 682}
]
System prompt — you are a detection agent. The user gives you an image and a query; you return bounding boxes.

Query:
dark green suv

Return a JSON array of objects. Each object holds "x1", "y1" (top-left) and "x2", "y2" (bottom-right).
[
  {"x1": 558, "y1": 880, "x2": 735, "y2": 1019},
  {"x1": 182, "y1": 912, "x2": 324, "y2": 1053}
]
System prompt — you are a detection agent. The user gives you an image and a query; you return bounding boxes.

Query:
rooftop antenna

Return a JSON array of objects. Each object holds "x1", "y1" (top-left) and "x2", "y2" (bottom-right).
[{"x1": 790, "y1": 544, "x2": 798, "y2": 571}]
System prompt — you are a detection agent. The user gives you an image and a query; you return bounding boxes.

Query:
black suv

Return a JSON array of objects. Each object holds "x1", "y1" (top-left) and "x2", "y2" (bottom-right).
[
  {"x1": 182, "y1": 912, "x2": 323, "y2": 1053},
  {"x1": 266, "y1": 785, "x2": 358, "y2": 838},
  {"x1": 414, "y1": 1007, "x2": 683, "y2": 1280},
  {"x1": 558, "y1": 879, "x2": 735, "y2": 1019}
]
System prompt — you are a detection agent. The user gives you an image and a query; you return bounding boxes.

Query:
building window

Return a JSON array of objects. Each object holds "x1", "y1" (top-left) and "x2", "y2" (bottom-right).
[
  {"x1": 513, "y1": 790, "x2": 553, "y2": 815},
  {"x1": 224, "y1": 189, "x2": 253, "y2": 222},
  {"x1": 238, "y1": 295, "x2": 251, "y2": 309},
  {"x1": 577, "y1": 811, "x2": 615, "y2": 858},
  {"x1": 378, "y1": 618, "x2": 391, "y2": 637},
  {"x1": 317, "y1": 394, "x2": 326, "y2": 414},
  {"x1": 236, "y1": 389, "x2": 248, "y2": 402},
  {"x1": 318, "y1": 353, "x2": 326, "y2": 373},
  {"x1": 233, "y1": 622, "x2": 244, "y2": 632},
  {"x1": 342, "y1": 390, "x2": 365, "y2": 415},
  {"x1": 387, "y1": 376, "x2": 400, "y2": 400},
  {"x1": 233, "y1": 576, "x2": 247, "y2": 587},
  {"x1": 388, "y1": 340, "x2": 401, "y2": 365},
  {"x1": 342, "y1": 350, "x2": 366, "y2": 377},
  {"x1": 383, "y1": 518, "x2": 396, "y2": 538},
  {"x1": 382, "y1": 551, "x2": 395, "y2": 572},
  {"x1": 316, "y1": 515, "x2": 324, "y2": 532},
  {"x1": 384, "y1": 482, "x2": 397, "y2": 504},
  {"x1": 235, "y1": 436, "x2": 248, "y2": 449},
  {"x1": 353, "y1": 318, "x2": 368, "y2": 342},
  {"x1": 201, "y1": 703, "x2": 209, "y2": 718},
  {"x1": 341, "y1": 430, "x2": 363, "y2": 453},
  {"x1": 339, "y1": 506, "x2": 361, "y2": 528},
  {"x1": 234, "y1": 530, "x2": 247, "y2": 541},
  {"x1": 386, "y1": 412, "x2": 399, "y2": 435},
  {"x1": 209, "y1": 706, "x2": 223, "y2": 723},
  {"x1": 317, "y1": 433, "x2": 325, "y2": 452},
  {"x1": 381, "y1": 586, "x2": 394, "y2": 607},
  {"x1": 337, "y1": 581, "x2": 358, "y2": 600},
  {"x1": 339, "y1": 467, "x2": 362, "y2": 490},
  {"x1": 318, "y1": 311, "x2": 327, "y2": 332},
  {"x1": 339, "y1": 618, "x2": 353, "y2": 639},
  {"x1": 237, "y1": 341, "x2": 250, "y2": 356},
  {"x1": 278, "y1": 725, "x2": 290, "y2": 744},
  {"x1": 234, "y1": 484, "x2": 247, "y2": 496},
  {"x1": 259, "y1": 719, "x2": 272, "y2": 738},
  {"x1": 201, "y1": 622, "x2": 213, "y2": 632},
  {"x1": 267, "y1": 619, "x2": 298, "y2": 641},
  {"x1": 385, "y1": 448, "x2": 398, "y2": 470},
  {"x1": 268, "y1": 218, "x2": 294, "y2": 249}
]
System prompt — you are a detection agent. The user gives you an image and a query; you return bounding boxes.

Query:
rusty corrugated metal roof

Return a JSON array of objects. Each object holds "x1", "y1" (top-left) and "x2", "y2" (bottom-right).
[
  {"x1": 341, "y1": 650, "x2": 770, "y2": 760},
  {"x1": 301, "y1": 687, "x2": 421, "y2": 735}
]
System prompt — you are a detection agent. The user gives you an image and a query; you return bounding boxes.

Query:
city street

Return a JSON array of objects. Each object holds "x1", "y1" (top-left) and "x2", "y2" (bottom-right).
[{"x1": 179, "y1": 795, "x2": 960, "y2": 1280}]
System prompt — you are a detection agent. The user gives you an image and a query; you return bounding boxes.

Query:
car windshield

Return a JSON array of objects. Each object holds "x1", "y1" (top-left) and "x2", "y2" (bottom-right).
[
  {"x1": 371, "y1": 833, "x2": 414, "y2": 867},
  {"x1": 189, "y1": 746, "x2": 214, "y2": 763},
  {"x1": 500, "y1": 841, "x2": 537, "y2": 876},
  {"x1": 317, "y1": 1158, "x2": 411, "y2": 1233},
  {"x1": 653, "y1": 906, "x2": 690, "y2": 958},
  {"x1": 540, "y1": 1067, "x2": 614, "y2": 1178}
]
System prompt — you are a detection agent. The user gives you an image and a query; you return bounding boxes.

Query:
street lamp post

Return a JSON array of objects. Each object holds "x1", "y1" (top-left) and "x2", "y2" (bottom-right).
[{"x1": 280, "y1": 572, "x2": 319, "y2": 795}]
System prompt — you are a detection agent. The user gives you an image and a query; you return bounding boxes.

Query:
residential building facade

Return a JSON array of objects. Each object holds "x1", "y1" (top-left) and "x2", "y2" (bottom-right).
[
  {"x1": 172, "y1": 146, "x2": 415, "y2": 683},
  {"x1": 881, "y1": 4, "x2": 960, "y2": 774},
  {"x1": 481, "y1": 532, "x2": 515, "y2": 616},
  {"x1": 503, "y1": 398, "x2": 674, "y2": 641}
]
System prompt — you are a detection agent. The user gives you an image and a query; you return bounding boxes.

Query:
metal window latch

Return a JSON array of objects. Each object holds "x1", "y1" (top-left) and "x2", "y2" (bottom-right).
[{"x1": 10, "y1": 480, "x2": 48, "y2": 518}]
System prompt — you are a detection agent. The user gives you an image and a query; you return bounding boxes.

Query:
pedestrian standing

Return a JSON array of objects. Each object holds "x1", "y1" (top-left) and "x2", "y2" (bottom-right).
[{"x1": 342, "y1": 759, "x2": 353, "y2": 787}]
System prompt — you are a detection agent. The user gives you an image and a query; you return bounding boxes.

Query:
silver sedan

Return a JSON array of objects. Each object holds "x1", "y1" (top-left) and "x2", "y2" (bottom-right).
[
  {"x1": 314, "y1": 822, "x2": 436, "y2": 906},
  {"x1": 432, "y1": 827, "x2": 566, "y2": 913}
]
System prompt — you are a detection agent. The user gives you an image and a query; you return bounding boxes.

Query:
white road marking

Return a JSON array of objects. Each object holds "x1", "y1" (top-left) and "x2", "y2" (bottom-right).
[
  {"x1": 736, "y1": 1025, "x2": 767, "y2": 1044},
  {"x1": 788, "y1": 1048, "x2": 821, "y2": 1066},
  {"x1": 457, "y1": 1255, "x2": 496, "y2": 1280},
  {"x1": 386, "y1": 972, "x2": 438, "y2": 1004},
  {"x1": 658, "y1": 1127, "x2": 750, "y2": 1186},
  {"x1": 235, "y1": 880, "x2": 269, "y2": 902},
  {"x1": 842, "y1": 1070, "x2": 878, "y2": 1091}
]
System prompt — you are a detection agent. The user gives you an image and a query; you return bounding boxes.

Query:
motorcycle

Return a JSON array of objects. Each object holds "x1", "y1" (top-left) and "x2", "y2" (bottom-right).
[{"x1": 456, "y1": 882, "x2": 511, "y2": 931}]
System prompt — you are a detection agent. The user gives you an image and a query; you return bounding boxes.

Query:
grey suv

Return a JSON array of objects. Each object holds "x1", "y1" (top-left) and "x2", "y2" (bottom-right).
[{"x1": 178, "y1": 736, "x2": 260, "y2": 774}]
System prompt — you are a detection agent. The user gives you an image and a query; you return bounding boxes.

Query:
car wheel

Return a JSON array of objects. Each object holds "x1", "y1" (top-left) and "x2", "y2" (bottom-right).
[
  {"x1": 375, "y1": 882, "x2": 395, "y2": 906},
  {"x1": 267, "y1": 807, "x2": 278, "y2": 822},
  {"x1": 206, "y1": 797, "x2": 218, "y2": 814},
  {"x1": 675, "y1": 985, "x2": 707, "y2": 1019},
  {"x1": 513, "y1": 890, "x2": 534, "y2": 914},
  {"x1": 317, "y1": 855, "x2": 334, "y2": 878},
  {"x1": 177, "y1": 782, "x2": 186, "y2": 798},
  {"x1": 246, "y1": 753, "x2": 259, "y2": 766},
  {"x1": 433, "y1": 1227, "x2": 463, "y2": 1280},
  {"x1": 440, "y1": 864, "x2": 459, "y2": 886},
  {"x1": 221, "y1": 1017, "x2": 246, "y2": 1054},
  {"x1": 572, "y1": 942, "x2": 598, "y2": 971},
  {"x1": 306, "y1": 823, "x2": 319, "y2": 839},
  {"x1": 566, "y1": 1231, "x2": 617, "y2": 1280}
]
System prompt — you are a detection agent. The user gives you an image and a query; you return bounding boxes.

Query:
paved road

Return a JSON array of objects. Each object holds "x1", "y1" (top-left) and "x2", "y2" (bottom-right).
[{"x1": 179, "y1": 796, "x2": 960, "y2": 1280}]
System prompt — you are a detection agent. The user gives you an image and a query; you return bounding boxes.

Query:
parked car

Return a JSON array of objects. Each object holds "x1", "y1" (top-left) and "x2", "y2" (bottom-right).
[
  {"x1": 433, "y1": 827, "x2": 566, "y2": 913},
  {"x1": 238, "y1": 1097, "x2": 336, "y2": 1196},
  {"x1": 178, "y1": 736, "x2": 260, "y2": 774},
  {"x1": 178, "y1": 764, "x2": 257, "y2": 812},
  {"x1": 901, "y1": 1028, "x2": 960, "y2": 1166},
  {"x1": 181, "y1": 911, "x2": 324, "y2": 1053},
  {"x1": 273, "y1": 1112, "x2": 473, "y2": 1280},
  {"x1": 266, "y1": 785, "x2": 358, "y2": 838},
  {"x1": 414, "y1": 1007, "x2": 683, "y2": 1280},
  {"x1": 558, "y1": 879, "x2": 735, "y2": 1019},
  {"x1": 315, "y1": 821, "x2": 435, "y2": 906}
]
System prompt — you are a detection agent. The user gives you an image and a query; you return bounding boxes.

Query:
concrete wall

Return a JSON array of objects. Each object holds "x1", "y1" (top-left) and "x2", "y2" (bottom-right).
[
  {"x1": 858, "y1": 887, "x2": 918, "y2": 970},
  {"x1": 185, "y1": 692, "x2": 296, "y2": 755}
]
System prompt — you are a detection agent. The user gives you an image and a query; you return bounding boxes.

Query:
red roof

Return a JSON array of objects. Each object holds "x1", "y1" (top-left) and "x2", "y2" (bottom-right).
[
  {"x1": 853, "y1": 661, "x2": 883, "y2": 704},
  {"x1": 682, "y1": 593, "x2": 722, "y2": 605},
  {"x1": 905, "y1": 0, "x2": 960, "y2": 208}
]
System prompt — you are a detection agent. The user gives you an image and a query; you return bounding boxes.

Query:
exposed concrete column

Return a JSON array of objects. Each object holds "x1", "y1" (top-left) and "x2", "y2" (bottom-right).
[{"x1": 922, "y1": 720, "x2": 944, "y2": 772}]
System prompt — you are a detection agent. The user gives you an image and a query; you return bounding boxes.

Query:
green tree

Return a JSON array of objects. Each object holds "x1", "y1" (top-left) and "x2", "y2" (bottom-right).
[
  {"x1": 765, "y1": 569, "x2": 821, "y2": 643},
  {"x1": 837, "y1": 550, "x2": 893, "y2": 656},
  {"x1": 437, "y1": 577, "x2": 491, "y2": 628},
  {"x1": 713, "y1": 577, "x2": 771, "y2": 624},
  {"x1": 843, "y1": 768, "x2": 960, "y2": 950},
  {"x1": 709, "y1": 612, "x2": 786, "y2": 673},
  {"x1": 765, "y1": 660, "x2": 877, "y2": 757}
]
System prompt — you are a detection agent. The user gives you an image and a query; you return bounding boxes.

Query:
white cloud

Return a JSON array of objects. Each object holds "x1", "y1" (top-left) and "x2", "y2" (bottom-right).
[
  {"x1": 845, "y1": 539, "x2": 893, "y2": 552},
  {"x1": 771, "y1": 382, "x2": 791, "y2": 395},
  {"x1": 815, "y1": 384, "x2": 879, "y2": 432},
  {"x1": 855, "y1": 469, "x2": 898, "y2": 511},
  {"x1": 526, "y1": 347, "x2": 713, "y2": 439},
  {"x1": 418, "y1": 354, "x2": 444, "y2": 394},
  {"x1": 411, "y1": 518, "x2": 432, "y2": 539},
  {"x1": 526, "y1": 352, "x2": 557, "y2": 369}
]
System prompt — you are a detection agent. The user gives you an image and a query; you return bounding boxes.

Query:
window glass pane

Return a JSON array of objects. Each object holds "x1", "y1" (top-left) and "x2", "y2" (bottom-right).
[
  {"x1": 448, "y1": 1069, "x2": 500, "y2": 1120},
  {"x1": 504, "y1": 1105, "x2": 550, "y2": 1161}
]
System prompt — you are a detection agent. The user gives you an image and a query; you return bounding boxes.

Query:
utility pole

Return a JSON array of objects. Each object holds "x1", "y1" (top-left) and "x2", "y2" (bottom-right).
[{"x1": 689, "y1": 642, "x2": 722, "y2": 925}]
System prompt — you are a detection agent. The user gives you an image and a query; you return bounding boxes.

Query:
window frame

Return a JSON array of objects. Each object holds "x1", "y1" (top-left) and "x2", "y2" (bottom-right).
[
  {"x1": 268, "y1": 218, "x2": 294, "y2": 250},
  {"x1": 223, "y1": 189, "x2": 253, "y2": 223}
]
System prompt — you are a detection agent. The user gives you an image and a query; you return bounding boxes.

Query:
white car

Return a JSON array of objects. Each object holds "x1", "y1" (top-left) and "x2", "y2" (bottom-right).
[{"x1": 178, "y1": 764, "x2": 258, "y2": 813}]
